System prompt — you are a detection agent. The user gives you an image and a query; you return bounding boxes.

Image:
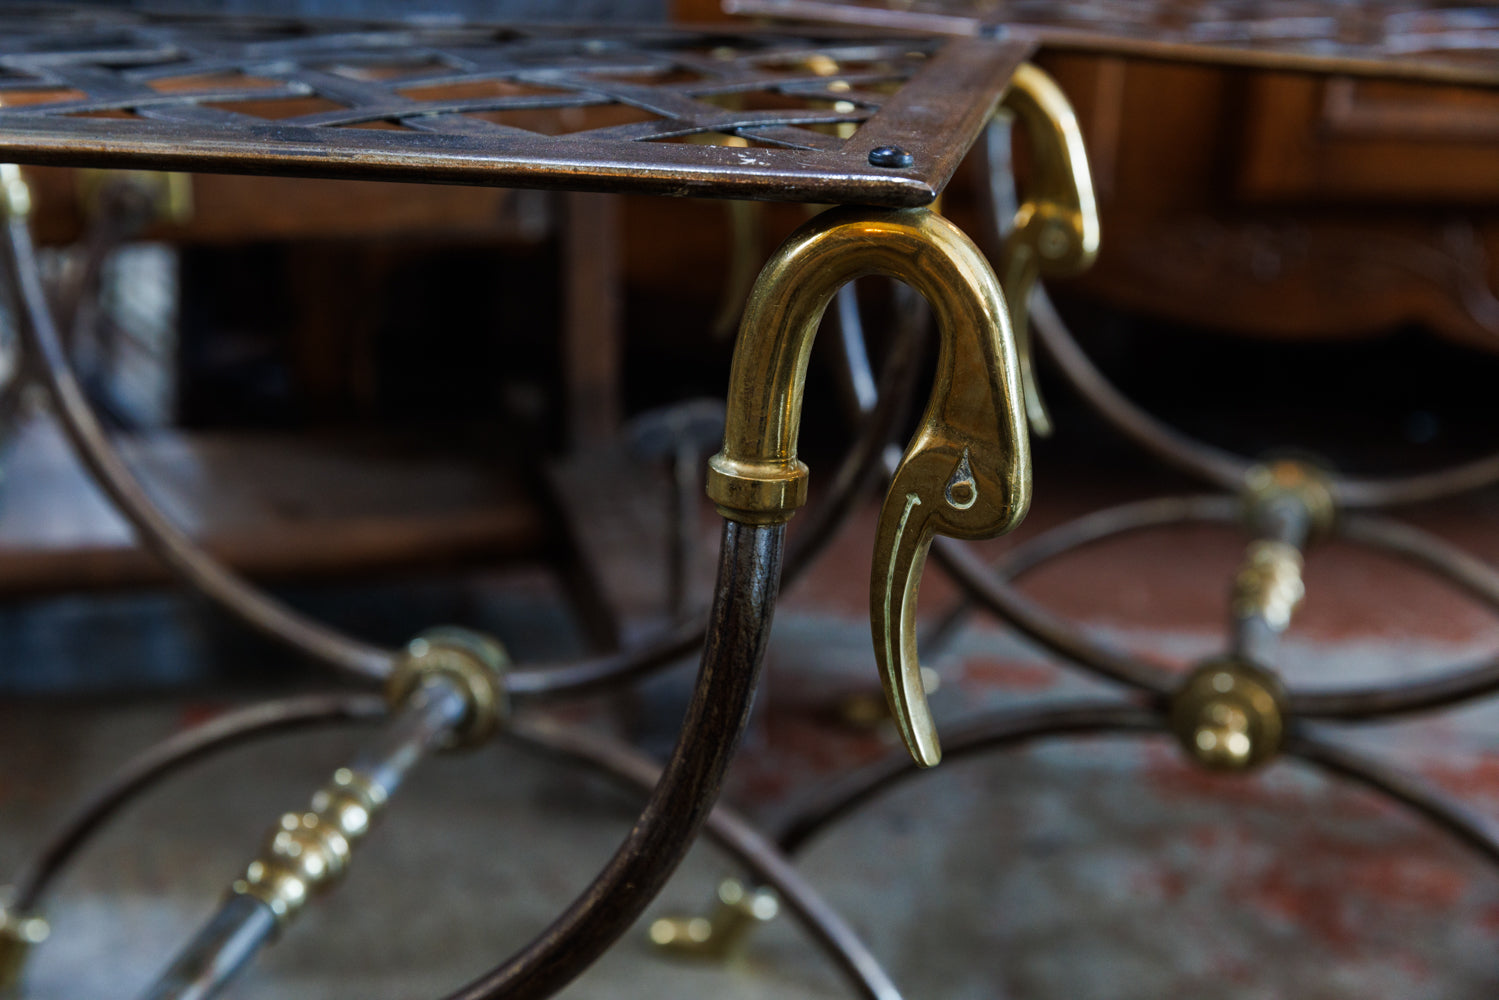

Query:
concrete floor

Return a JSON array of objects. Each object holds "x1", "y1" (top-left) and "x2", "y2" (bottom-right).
[{"x1": 6, "y1": 481, "x2": 1499, "y2": 999}]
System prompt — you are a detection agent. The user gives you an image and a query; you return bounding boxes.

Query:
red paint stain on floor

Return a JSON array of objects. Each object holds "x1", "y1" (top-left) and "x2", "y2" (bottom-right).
[
  {"x1": 1420, "y1": 756, "x2": 1499, "y2": 805},
  {"x1": 176, "y1": 701, "x2": 225, "y2": 730},
  {"x1": 1248, "y1": 840, "x2": 1464, "y2": 954},
  {"x1": 959, "y1": 657, "x2": 1059, "y2": 692}
]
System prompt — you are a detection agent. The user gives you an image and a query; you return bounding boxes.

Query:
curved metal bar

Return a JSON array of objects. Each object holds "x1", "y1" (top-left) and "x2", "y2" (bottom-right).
[
  {"x1": 775, "y1": 702, "x2": 1164, "y2": 856},
  {"x1": 1287, "y1": 650, "x2": 1499, "y2": 721},
  {"x1": 4, "y1": 195, "x2": 886, "y2": 701},
  {"x1": 1287, "y1": 731, "x2": 1499, "y2": 867},
  {"x1": 504, "y1": 615, "x2": 706, "y2": 701},
  {"x1": 829, "y1": 283, "x2": 879, "y2": 422},
  {"x1": 506, "y1": 716, "x2": 903, "y2": 1000},
  {"x1": 914, "y1": 490, "x2": 1499, "y2": 721},
  {"x1": 2, "y1": 213, "x2": 397, "y2": 683},
  {"x1": 1031, "y1": 289, "x2": 1499, "y2": 509},
  {"x1": 56, "y1": 175, "x2": 158, "y2": 343},
  {"x1": 1280, "y1": 514, "x2": 1499, "y2": 719},
  {"x1": 1031, "y1": 289, "x2": 1252, "y2": 492},
  {"x1": 929, "y1": 535, "x2": 1176, "y2": 697},
  {"x1": 1333, "y1": 460, "x2": 1499, "y2": 510},
  {"x1": 444, "y1": 520, "x2": 784, "y2": 1000},
  {"x1": 924, "y1": 494, "x2": 1240, "y2": 658},
  {"x1": 1338, "y1": 513, "x2": 1499, "y2": 616},
  {"x1": 775, "y1": 707, "x2": 1499, "y2": 881},
  {"x1": 508, "y1": 296, "x2": 927, "y2": 700},
  {"x1": 9, "y1": 693, "x2": 389, "y2": 913}
]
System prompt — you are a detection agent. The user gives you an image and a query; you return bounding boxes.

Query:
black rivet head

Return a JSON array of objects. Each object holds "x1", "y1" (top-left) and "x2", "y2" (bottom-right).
[{"x1": 868, "y1": 145, "x2": 913, "y2": 169}]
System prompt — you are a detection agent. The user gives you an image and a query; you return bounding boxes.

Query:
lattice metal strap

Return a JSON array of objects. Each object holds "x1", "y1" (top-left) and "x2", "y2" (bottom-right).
[
  {"x1": 0, "y1": 6, "x2": 1030, "y2": 204},
  {"x1": 728, "y1": 0, "x2": 1499, "y2": 85}
]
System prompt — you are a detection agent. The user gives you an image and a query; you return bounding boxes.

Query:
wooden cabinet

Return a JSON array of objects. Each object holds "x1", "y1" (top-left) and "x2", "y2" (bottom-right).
[{"x1": 1033, "y1": 53, "x2": 1499, "y2": 349}]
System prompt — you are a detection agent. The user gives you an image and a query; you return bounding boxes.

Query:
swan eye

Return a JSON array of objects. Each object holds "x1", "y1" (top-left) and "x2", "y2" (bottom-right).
[{"x1": 944, "y1": 449, "x2": 977, "y2": 510}]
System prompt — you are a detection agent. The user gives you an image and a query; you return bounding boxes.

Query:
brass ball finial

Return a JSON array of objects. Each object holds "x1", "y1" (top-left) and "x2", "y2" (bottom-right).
[{"x1": 1170, "y1": 658, "x2": 1286, "y2": 772}]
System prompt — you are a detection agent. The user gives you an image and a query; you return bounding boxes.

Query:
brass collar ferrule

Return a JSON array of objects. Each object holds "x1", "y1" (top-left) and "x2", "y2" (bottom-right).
[
  {"x1": 0, "y1": 892, "x2": 48, "y2": 995},
  {"x1": 385, "y1": 627, "x2": 511, "y2": 750}
]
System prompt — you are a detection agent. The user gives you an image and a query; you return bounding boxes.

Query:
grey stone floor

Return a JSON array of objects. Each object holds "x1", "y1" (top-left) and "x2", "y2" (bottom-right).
[
  {"x1": 8, "y1": 613, "x2": 1499, "y2": 999},
  {"x1": 7, "y1": 505, "x2": 1499, "y2": 1000}
]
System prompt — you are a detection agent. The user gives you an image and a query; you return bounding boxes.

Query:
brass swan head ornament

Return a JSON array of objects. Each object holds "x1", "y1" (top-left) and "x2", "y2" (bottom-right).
[
  {"x1": 997, "y1": 63, "x2": 1100, "y2": 437},
  {"x1": 707, "y1": 204, "x2": 1029, "y2": 767}
]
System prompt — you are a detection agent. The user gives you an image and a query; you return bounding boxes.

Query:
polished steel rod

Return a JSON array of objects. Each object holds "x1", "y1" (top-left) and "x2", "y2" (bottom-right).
[
  {"x1": 11, "y1": 694, "x2": 388, "y2": 914},
  {"x1": 137, "y1": 679, "x2": 466, "y2": 1000},
  {"x1": 1232, "y1": 491, "x2": 1313, "y2": 668},
  {"x1": 135, "y1": 895, "x2": 278, "y2": 1000}
]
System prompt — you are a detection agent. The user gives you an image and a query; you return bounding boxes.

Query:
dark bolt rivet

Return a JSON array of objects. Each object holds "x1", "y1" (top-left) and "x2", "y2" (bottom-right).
[{"x1": 868, "y1": 145, "x2": 913, "y2": 169}]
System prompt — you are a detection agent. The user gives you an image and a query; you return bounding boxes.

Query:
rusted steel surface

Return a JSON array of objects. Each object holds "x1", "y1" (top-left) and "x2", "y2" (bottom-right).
[{"x1": 0, "y1": 7, "x2": 1028, "y2": 205}]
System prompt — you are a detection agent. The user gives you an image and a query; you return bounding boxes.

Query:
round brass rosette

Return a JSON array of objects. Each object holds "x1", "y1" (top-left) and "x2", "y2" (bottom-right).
[
  {"x1": 0, "y1": 891, "x2": 48, "y2": 993},
  {"x1": 385, "y1": 627, "x2": 511, "y2": 750},
  {"x1": 1170, "y1": 658, "x2": 1287, "y2": 772},
  {"x1": 1241, "y1": 459, "x2": 1336, "y2": 542}
]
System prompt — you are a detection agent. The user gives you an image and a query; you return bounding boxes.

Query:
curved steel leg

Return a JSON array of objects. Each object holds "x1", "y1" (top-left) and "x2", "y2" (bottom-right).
[
  {"x1": 0, "y1": 171, "x2": 394, "y2": 682},
  {"x1": 441, "y1": 520, "x2": 783, "y2": 1000},
  {"x1": 508, "y1": 717, "x2": 904, "y2": 1000},
  {"x1": 1030, "y1": 285, "x2": 1499, "y2": 509}
]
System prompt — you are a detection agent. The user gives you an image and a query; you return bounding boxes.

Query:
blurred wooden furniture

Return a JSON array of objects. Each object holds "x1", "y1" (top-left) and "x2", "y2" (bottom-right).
[
  {"x1": 1045, "y1": 53, "x2": 1499, "y2": 349},
  {"x1": 730, "y1": 0, "x2": 1499, "y2": 347}
]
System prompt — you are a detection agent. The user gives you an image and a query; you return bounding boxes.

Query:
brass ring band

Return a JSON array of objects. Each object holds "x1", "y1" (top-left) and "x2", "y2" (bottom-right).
[{"x1": 385, "y1": 627, "x2": 511, "y2": 750}]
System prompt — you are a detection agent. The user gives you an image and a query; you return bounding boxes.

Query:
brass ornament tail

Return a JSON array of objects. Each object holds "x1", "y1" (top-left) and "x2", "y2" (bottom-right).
[
  {"x1": 706, "y1": 205, "x2": 1029, "y2": 768},
  {"x1": 997, "y1": 63, "x2": 1101, "y2": 437}
]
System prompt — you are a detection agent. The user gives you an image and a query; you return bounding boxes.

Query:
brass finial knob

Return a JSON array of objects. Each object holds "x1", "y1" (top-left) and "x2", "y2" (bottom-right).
[
  {"x1": 1242, "y1": 459, "x2": 1335, "y2": 541},
  {"x1": 1170, "y1": 659, "x2": 1286, "y2": 771},
  {"x1": 649, "y1": 877, "x2": 779, "y2": 961},
  {"x1": 0, "y1": 891, "x2": 48, "y2": 994}
]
